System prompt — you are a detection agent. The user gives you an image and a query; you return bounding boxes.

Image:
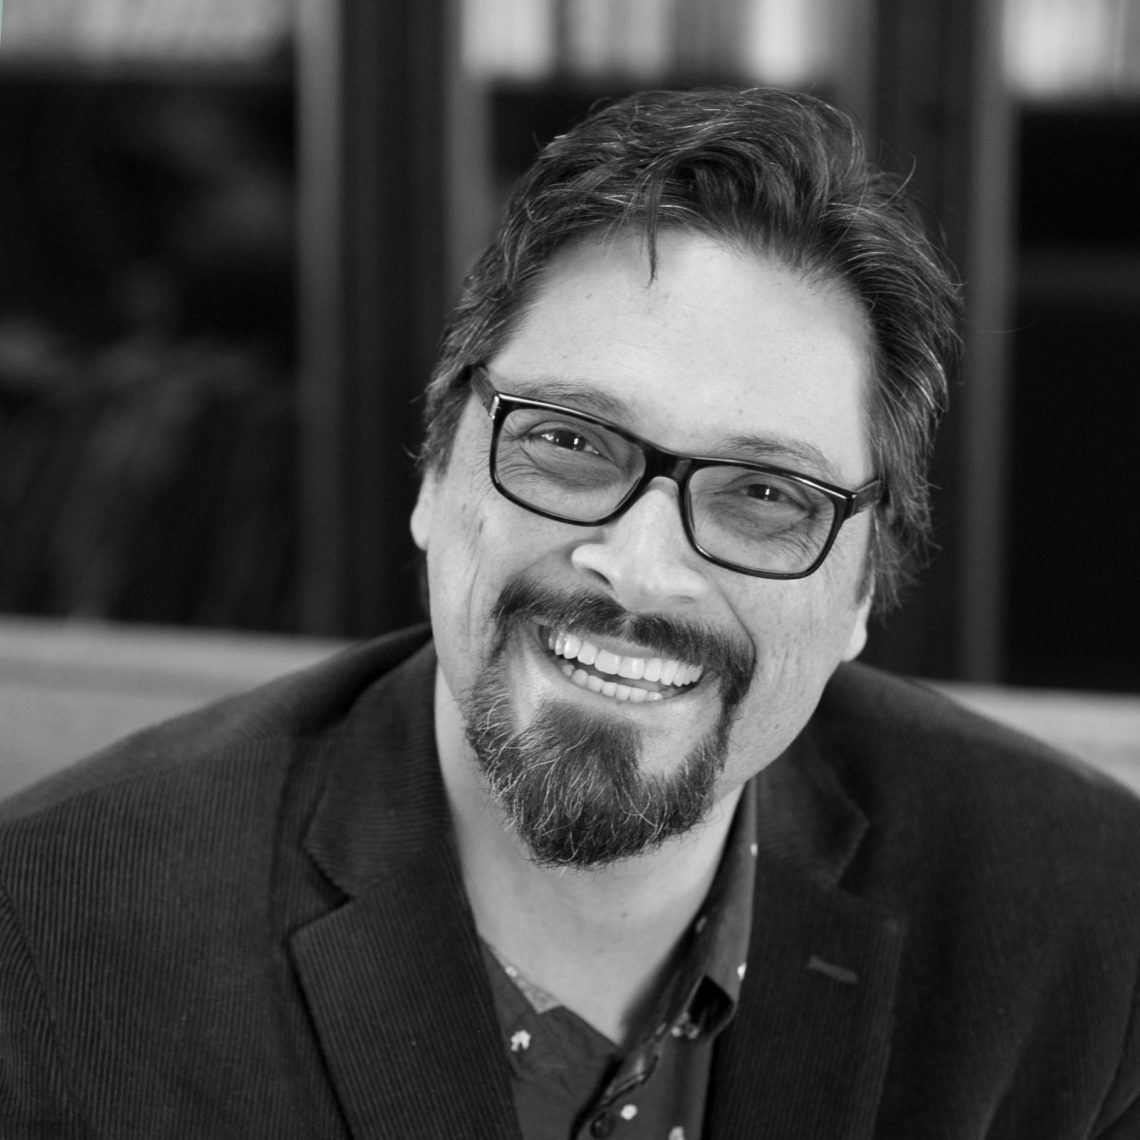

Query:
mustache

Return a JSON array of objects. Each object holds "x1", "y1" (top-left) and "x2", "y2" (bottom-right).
[{"x1": 490, "y1": 577, "x2": 757, "y2": 702}]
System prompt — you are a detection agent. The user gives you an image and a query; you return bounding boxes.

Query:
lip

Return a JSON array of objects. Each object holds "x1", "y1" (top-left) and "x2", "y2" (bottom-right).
[{"x1": 534, "y1": 623, "x2": 705, "y2": 706}]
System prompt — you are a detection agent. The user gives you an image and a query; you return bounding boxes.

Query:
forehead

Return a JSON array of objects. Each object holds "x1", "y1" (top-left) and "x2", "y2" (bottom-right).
[{"x1": 489, "y1": 231, "x2": 875, "y2": 484}]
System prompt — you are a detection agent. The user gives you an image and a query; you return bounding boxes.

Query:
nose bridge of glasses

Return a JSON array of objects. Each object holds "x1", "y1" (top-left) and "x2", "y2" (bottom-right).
[
  {"x1": 638, "y1": 440, "x2": 697, "y2": 488},
  {"x1": 594, "y1": 456, "x2": 710, "y2": 599},
  {"x1": 612, "y1": 443, "x2": 697, "y2": 528}
]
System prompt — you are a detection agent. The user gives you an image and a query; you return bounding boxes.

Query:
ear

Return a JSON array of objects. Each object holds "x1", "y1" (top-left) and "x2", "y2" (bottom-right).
[
  {"x1": 842, "y1": 592, "x2": 873, "y2": 662},
  {"x1": 410, "y1": 473, "x2": 437, "y2": 552}
]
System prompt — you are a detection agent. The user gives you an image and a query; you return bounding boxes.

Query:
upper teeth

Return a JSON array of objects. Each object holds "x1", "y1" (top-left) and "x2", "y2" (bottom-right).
[{"x1": 547, "y1": 630, "x2": 704, "y2": 688}]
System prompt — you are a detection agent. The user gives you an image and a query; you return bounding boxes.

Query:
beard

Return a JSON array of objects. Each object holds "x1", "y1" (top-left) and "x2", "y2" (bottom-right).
[{"x1": 460, "y1": 578, "x2": 756, "y2": 869}]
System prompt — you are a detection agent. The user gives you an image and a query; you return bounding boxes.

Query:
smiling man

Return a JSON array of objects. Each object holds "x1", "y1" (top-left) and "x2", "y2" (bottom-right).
[{"x1": 3, "y1": 89, "x2": 1140, "y2": 1140}]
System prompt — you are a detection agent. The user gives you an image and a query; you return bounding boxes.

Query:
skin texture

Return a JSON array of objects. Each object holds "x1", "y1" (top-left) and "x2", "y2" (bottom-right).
[{"x1": 411, "y1": 230, "x2": 877, "y2": 1040}]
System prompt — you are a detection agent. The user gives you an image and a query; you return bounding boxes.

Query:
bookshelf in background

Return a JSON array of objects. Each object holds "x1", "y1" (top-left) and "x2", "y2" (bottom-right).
[
  {"x1": 0, "y1": 0, "x2": 453, "y2": 641},
  {"x1": 0, "y1": 0, "x2": 301, "y2": 631}
]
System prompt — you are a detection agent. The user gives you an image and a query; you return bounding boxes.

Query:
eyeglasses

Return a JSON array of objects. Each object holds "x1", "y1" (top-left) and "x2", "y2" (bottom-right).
[{"x1": 469, "y1": 365, "x2": 881, "y2": 580}]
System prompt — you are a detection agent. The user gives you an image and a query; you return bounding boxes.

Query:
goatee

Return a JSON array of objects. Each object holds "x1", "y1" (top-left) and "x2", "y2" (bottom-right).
[{"x1": 461, "y1": 579, "x2": 755, "y2": 868}]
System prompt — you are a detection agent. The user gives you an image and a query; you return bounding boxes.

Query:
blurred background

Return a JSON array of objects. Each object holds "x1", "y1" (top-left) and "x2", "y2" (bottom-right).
[{"x1": 0, "y1": 0, "x2": 1138, "y2": 693}]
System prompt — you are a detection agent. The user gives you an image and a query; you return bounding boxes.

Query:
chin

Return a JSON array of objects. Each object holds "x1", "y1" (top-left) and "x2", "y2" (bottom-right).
[{"x1": 463, "y1": 669, "x2": 732, "y2": 869}]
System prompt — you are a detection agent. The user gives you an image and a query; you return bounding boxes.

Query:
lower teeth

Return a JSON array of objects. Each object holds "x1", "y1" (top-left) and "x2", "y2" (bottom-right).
[{"x1": 559, "y1": 661, "x2": 663, "y2": 702}]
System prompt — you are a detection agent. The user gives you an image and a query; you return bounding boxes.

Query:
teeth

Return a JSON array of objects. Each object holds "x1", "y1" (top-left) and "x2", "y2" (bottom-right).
[
  {"x1": 545, "y1": 627, "x2": 704, "y2": 700},
  {"x1": 562, "y1": 666, "x2": 663, "y2": 701}
]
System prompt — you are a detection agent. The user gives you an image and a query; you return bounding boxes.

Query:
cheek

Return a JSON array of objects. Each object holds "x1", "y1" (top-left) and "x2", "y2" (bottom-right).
[
  {"x1": 425, "y1": 481, "x2": 494, "y2": 601},
  {"x1": 422, "y1": 459, "x2": 562, "y2": 662},
  {"x1": 737, "y1": 564, "x2": 864, "y2": 673},
  {"x1": 420, "y1": 494, "x2": 495, "y2": 702},
  {"x1": 720, "y1": 572, "x2": 868, "y2": 770}
]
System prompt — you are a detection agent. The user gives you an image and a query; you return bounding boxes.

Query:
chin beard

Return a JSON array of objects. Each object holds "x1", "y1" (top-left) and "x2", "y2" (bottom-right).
[{"x1": 460, "y1": 580, "x2": 755, "y2": 869}]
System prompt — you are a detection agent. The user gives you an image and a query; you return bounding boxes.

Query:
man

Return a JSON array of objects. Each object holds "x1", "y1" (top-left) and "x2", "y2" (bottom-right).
[{"x1": 2, "y1": 89, "x2": 1138, "y2": 1139}]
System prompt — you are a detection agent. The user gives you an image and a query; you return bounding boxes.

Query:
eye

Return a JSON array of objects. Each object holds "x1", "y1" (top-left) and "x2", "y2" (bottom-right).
[
  {"x1": 533, "y1": 425, "x2": 605, "y2": 456},
  {"x1": 728, "y1": 474, "x2": 814, "y2": 513},
  {"x1": 499, "y1": 406, "x2": 639, "y2": 485},
  {"x1": 515, "y1": 417, "x2": 629, "y2": 468},
  {"x1": 743, "y1": 481, "x2": 795, "y2": 504},
  {"x1": 694, "y1": 468, "x2": 826, "y2": 542}
]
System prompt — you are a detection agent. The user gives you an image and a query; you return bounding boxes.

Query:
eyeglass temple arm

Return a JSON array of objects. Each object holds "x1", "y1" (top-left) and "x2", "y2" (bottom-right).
[
  {"x1": 849, "y1": 480, "x2": 884, "y2": 518},
  {"x1": 467, "y1": 364, "x2": 497, "y2": 414}
]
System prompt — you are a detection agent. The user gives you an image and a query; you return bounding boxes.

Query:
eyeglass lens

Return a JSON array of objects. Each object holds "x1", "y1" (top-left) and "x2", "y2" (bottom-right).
[{"x1": 493, "y1": 403, "x2": 839, "y2": 575}]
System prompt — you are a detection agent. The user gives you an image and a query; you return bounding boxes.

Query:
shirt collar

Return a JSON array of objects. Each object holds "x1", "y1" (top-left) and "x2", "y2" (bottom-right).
[{"x1": 637, "y1": 777, "x2": 758, "y2": 1048}]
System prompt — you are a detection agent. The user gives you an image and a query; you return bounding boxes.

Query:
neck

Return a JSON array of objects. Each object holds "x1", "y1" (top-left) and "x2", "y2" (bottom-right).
[{"x1": 434, "y1": 665, "x2": 741, "y2": 1044}]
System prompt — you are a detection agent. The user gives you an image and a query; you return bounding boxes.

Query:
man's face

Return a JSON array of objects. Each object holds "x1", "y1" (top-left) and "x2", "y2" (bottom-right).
[{"x1": 413, "y1": 230, "x2": 874, "y2": 867}]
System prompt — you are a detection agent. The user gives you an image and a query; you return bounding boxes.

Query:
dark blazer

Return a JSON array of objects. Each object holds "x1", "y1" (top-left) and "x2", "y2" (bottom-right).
[{"x1": 2, "y1": 625, "x2": 1139, "y2": 1138}]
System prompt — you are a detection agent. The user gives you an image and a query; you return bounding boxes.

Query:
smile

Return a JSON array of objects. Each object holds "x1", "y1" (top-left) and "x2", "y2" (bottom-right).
[{"x1": 542, "y1": 627, "x2": 705, "y2": 704}]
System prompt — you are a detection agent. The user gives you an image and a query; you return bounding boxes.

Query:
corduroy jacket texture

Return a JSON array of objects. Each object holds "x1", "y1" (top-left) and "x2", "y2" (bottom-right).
[{"x1": 2, "y1": 624, "x2": 1139, "y2": 1138}]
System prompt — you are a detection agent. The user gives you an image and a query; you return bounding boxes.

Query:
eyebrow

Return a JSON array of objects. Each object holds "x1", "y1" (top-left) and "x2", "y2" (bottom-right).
[{"x1": 491, "y1": 372, "x2": 848, "y2": 483}]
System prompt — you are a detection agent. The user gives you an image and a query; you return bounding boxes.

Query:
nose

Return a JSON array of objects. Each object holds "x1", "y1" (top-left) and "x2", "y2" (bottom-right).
[{"x1": 569, "y1": 478, "x2": 710, "y2": 612}]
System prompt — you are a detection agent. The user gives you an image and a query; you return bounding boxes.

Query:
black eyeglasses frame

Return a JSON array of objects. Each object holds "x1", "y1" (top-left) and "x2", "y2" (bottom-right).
[{"x1": 468, "y1": 364, "x2": 882, "y2": 580}]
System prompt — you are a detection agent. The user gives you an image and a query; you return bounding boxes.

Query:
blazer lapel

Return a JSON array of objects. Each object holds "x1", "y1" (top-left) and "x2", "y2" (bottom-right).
[
  {"x1": 706, "y1": 733, "x2": 906, "y2": 1138},
  {"x1": 291, "y1": 853, "x2": 519, "y2": 1139},
  {"x1": 289, "y1": 643, "x2": 520, "y2": 1140},
  {"x1": 706, "y1": 860, "x2": 905, "y2": 1137}
]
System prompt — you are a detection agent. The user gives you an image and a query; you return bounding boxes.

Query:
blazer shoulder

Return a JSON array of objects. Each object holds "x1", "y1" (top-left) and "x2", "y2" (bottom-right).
[
  {"x1": 0, "y1": 623, "x2": 434, "y2": 830},
  {"x1": 815, "y1": 661, "x2": 1140, "y2": 846}
]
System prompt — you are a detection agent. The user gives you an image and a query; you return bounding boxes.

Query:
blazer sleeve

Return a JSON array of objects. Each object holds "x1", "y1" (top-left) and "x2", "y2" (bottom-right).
[{"x1": 0, "y1": 881, "x2": 87, "y2": 1137}]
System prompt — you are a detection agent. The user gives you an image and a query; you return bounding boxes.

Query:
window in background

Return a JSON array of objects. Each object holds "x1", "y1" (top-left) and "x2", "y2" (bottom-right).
[
  {"x1": 0, "y1": 0, "x2": 291, "y2": 64},
  {"x1": 460, "y1": 0, "x2": 844, "y2": 88}
]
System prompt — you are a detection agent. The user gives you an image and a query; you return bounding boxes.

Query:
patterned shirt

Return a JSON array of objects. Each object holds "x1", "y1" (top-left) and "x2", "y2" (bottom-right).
[{"x1": 481, "y1": 782, "x2": 757, "y2": 1140}]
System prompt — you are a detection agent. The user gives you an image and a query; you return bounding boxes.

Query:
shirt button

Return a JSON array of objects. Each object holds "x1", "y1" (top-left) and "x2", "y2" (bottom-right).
[{"x1": 589, "y1": 1112, "x2": 615, "y2": 1137}]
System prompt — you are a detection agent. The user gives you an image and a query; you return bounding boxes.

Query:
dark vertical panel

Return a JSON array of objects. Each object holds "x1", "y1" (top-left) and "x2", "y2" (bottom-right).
[
  {"x1": 1009, "y1": 106, "x2": 1140, "y2": 693},
  {"x1": 862, "y1": 0, "x2": 1014, "y2": 681},
  {"x1": 297, "y1": 0, "x2": 447, "y2": 636}
]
